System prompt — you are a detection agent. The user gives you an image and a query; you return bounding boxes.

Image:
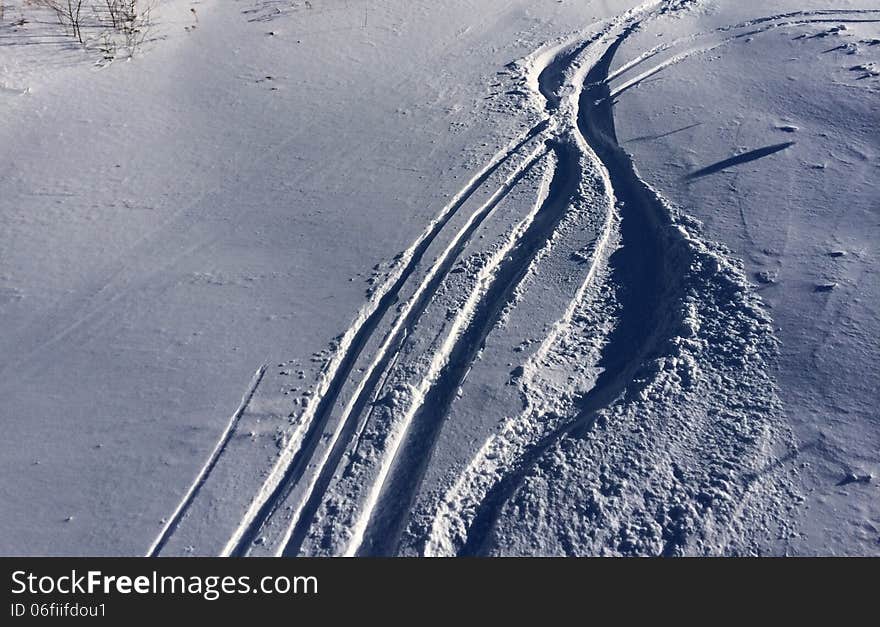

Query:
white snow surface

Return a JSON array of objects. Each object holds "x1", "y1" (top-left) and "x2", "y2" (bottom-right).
[{"x1": 0, "y1": 0, "x2": 876, "y2": 556}]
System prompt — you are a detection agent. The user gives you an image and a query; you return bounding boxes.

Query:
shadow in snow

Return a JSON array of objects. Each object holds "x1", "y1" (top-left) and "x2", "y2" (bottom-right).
[{"x1": 685, "y1": 142, "x2": 796, "y2": 180}]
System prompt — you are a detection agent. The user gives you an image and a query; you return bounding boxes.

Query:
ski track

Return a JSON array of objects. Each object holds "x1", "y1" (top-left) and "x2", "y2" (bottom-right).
[
  {"x1": 427, "y1": 22, "x2": 670, "y2": 556},
  {"x1": 212, "y1": 120, "x2": 551, "y2": 557},
  {"x1": 268, "y1": 141, "x2": 551, "y2": 557},
  {"x1": 336, "y1": 149, "x2": 562, "y2": 557},
  {"x1": 289, "y1": 0, "x2": 659, "y2": 557},
  {"x1": 145, "y1": 364, "x2": 267, "y2": 556},
  {"x1": 149, "y1": 2, "x2": 871, "y2": 556}
]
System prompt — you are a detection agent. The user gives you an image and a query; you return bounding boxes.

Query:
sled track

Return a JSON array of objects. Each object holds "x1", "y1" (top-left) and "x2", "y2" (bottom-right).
[{"x1": 151, "y1": 2, "x2": 871, "y2": 556}]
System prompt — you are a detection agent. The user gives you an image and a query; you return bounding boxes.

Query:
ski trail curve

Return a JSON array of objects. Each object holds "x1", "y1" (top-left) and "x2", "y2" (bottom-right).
[
  {"x1": 232, "y1": 138, "x2": 552, "y2": 556},
  {"x1": 344, "y1": 146, "x2": 574, "y2": 556},
  {"x1": 148, "y1": 0, "x2": 837, "y2": 557},
  {"x1": 325, "y1": 2, "x2": 667, "y2": 557},
  {"x1": 425, "y1": 6, "x2": 809, "y2": 557}
]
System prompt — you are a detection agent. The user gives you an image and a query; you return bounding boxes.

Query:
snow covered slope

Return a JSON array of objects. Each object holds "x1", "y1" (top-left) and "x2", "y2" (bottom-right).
[
  {"x1": 1, "y1": 0, "x2": 876, "y2": 556},
  {"x1": 611, "y1": 2, "x2": 880, "y2": 555}
]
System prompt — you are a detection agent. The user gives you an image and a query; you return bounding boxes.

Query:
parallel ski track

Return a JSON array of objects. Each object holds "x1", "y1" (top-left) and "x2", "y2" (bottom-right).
[
  {"x1": 447, "y1": 25, "x2": 671, "y2": 556},
  {"x1": 225, "y1": 131, "x2": 552, "y2": 556},
  {"x1": 348, "y1": 2, "x2": 666, "y2": 557},
  {"x1": 347, "y1": 144, "x2": 580, "y2": 557},
  {"x1": 423, "y1": 6, "x2": 880, "y2": 556},
  {"x1": 152, "y1": 4, "x2": 878, "y2": 557},
  {"x1": 270, "y1": 142, "x2": 551, "y2": 556}
]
